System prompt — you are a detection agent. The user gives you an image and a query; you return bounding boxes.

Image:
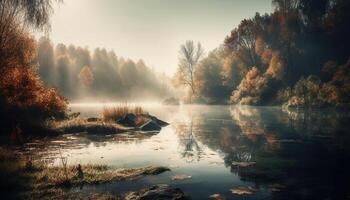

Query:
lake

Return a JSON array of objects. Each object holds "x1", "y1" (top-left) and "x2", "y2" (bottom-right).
[{"x1": 23, "y1": 104, "x2": 350, "y2": 200}]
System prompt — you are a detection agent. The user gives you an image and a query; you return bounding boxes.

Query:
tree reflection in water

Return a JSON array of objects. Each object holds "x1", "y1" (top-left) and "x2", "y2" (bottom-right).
[
  {"x1": 175, "y1": 118, "x2": 204, "y2": 163},
  {"x1": 227, "y1": 106, "x2": 350, "y2": 199},
  {"x1": 173, "y1": 105, "x2": 350, "y2": 199},
  {"x1": 20, "y1": 105, "x2": 350, "y2": 199}
]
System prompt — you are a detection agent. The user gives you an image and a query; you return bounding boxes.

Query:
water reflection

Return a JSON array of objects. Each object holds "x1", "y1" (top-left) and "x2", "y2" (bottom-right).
[
  {"x1": 176, "y1": 120, "x2": 204, "y2": 163},
  {"x1": 184, "y1": 106, "x2": 350, "y2": 199},
  {"x1": 24, "y1": 105, "x2": 350, "y2": 199}
]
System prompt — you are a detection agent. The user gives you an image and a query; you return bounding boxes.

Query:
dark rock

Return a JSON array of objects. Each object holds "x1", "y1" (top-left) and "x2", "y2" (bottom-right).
[
  {"x1": 140, "y1": 114, "x2": 169, "y2": 127},
  {"x1": 117, "y1": 113, "x2": 137, "y2": 126},
  {"x1": 115, "y1": 113, "x2": 168, "y2": 131},
  {"x1": 124, "y1": 184, "x2": 190, "y2": 200},
  {"x1": 139, "y1": 120, "x2": 162, "y2": 132},
  {"x1": 150, "y1": 116, "x2": 169, "y2": 127}
]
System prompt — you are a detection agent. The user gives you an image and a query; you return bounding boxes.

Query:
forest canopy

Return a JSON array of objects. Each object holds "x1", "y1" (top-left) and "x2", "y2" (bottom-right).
[
  {"x1": 174, "y1": 0, "x2": 350, "y2": 107},
  {"x1": 37, "y1": 37, "x2": 172, "y2": 101}
]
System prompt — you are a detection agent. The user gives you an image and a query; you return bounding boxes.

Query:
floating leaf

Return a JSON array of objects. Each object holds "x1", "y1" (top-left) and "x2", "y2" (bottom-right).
[
  {"x1": 171, "y1": 175, "x2": 192, "y2": 180},
  {"x1": 209, "y1": 193, "x2": 226, "y2": 200},
  {"x1": 230, "y1": 186, "x2": 257, "y2": 195}
]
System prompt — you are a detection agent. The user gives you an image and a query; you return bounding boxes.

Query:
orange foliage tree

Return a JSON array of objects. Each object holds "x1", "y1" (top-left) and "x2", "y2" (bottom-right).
[
  {"x1": 0, "y1": 67, "x2": 67, "y2": 120},
  {"x1": 0, "y1": 0, "x2": 67, "y2": 134}
]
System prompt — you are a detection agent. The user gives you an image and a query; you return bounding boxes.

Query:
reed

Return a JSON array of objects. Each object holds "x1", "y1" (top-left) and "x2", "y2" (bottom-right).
[{"x1": 102, "y1": 105, "x2": 146, "y2": 122}]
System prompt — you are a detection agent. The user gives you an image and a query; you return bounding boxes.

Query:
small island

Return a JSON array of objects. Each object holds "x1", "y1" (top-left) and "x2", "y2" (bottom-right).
[{"x1": 55, "y1": 106, "x2": 169, "y2": 135}]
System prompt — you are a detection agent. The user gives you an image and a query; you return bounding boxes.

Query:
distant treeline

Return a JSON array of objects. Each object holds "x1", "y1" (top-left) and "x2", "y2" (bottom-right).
[
  {"x1": 37, "y1": 37, "x2": 172, "y2": 101},
  {"x1": 175, "y1": 0, "x2": 350, "y2": 107}
]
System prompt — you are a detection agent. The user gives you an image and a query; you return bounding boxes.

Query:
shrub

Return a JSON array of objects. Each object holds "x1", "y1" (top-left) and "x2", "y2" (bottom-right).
[
  {"x1": 0, "y1": 1, "x2": 67, "y2": 136},
  {"x1": 230, "y1": 67, "x2": 270, "y2": 105},
  {"x1": 282, "y1": 75, "x2": 343, "y2": 108},
  {"x1": 0, "y1": 67, "x2": 68, "y2": 125}
]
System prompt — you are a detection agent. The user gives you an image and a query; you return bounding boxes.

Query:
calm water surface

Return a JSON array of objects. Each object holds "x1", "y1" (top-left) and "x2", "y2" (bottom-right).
[{"x1": 24, "y1": 104, "x2": 350, "y2": 200}]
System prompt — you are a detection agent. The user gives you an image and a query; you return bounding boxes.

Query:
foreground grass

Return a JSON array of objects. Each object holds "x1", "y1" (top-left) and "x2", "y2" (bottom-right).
[
  {"x1": 38, "y1": 164, "x2": 170, "y2": 187},
  {"x1": 0, "y1": 148, "x2": 169, "y2": 200}
]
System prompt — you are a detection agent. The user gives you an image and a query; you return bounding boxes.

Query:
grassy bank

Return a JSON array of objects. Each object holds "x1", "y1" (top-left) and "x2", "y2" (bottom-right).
[
  {"x1": 0, "y1": 148, "x2": 170, "y2": 199},
  {"x1": 51, "y1": 118, "x2": 134, "y2": 134}
]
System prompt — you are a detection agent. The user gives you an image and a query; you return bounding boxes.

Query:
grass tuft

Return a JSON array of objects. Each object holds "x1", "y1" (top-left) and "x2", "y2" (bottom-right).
[{"x1": 102, "y1": 105, "x2": 146, "y2": 122}]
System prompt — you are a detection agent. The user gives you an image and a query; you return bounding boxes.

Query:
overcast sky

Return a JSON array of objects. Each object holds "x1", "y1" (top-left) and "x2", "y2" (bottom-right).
[{"x1": 41, "y1": 0, "x2": 272, "y2": 75}]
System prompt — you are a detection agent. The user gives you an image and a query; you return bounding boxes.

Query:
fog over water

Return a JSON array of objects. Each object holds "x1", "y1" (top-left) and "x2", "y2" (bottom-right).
[{"x1": 23, "y1": 104, "x2": 350, "y2": 200}]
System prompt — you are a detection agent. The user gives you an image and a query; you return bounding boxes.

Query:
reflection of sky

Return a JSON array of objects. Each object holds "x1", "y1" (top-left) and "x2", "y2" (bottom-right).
[
  {"x1": 52, "y1": 105, "x2": 224, "y2": 167},
  {"x1": 54, "y1": 127, "x2": 221, "y2": 168},
  {"x1": 25, "y1": 104, "x2": 350, "y2": 199}
]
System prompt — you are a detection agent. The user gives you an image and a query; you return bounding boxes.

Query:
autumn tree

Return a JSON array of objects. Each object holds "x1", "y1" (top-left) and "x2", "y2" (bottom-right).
[
  {"x1": 272, "y1": 0, "x2": 299, "y2": 13},
  {"x1": 79, "y1": 65, "x2": 94, "y2": 88},
  {"x1": 0, "y1": 0, "x2": 60, "y2": 69},
  {"x1": 36, "y1": 39, "x2": 170, "y2": 100},
  {"x1": 194, "y1": 49, "x2": 230, "y2": 104},
  {"x1": 0, "y1": 0, "x2": 66, "y2": 134},
  {"x1": 174, "y1": 40, "x2": 204, "y2": 99},
  {"x1": 225, "y1": 13, "x2": 269, "y2": 71}
]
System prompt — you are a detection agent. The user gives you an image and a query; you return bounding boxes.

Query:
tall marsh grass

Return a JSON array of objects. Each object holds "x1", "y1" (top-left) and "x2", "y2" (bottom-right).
[{"x1": 103, "y1": 105, "x2": 146, "y2": 122}]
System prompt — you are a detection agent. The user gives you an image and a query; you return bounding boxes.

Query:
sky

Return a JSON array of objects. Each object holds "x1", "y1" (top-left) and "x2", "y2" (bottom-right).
[{"x1": 40, "y1": 0, "x2": 272, "y2": 75}]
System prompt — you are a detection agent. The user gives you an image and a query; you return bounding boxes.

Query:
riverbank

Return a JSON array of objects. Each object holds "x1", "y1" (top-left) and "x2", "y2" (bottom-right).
[{"x1": 0, "y1": 148, "x2": 191, "y2": 200}]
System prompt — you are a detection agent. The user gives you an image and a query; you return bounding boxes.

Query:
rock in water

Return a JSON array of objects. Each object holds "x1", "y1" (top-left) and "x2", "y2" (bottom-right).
[
  {"x1": 124, "y1": 184, "x2": 190, "y2": 200},
  {"x1": 139, "y1": 120, "x2": 162, "y2": 132},
  {"x1": 117, "y1": 113, "x2": 137, "y2": 126},
  {"x1": 140, "y1": 114, "x2": 169, "y2": 127},
  {"x1": 149, "y1": 116, "x2": 169, "y2": 127}
]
